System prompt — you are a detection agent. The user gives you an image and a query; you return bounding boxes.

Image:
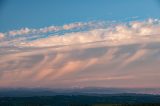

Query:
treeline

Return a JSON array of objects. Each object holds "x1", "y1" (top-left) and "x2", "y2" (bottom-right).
[
  {"x1": 0, "y1": 95, "x2": 160, "y2": 106},
  {"x1": 1, "y1": 103, "x2": 160, "y2": 106}
]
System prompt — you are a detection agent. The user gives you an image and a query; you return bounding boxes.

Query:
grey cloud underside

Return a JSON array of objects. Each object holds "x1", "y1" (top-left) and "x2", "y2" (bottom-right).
[{"x1": 0, "y1": 41, "x2": 160, "y2": 88}]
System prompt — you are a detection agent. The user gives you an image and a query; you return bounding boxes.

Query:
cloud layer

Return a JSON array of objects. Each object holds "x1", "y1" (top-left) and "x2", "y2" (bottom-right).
[{"x1": 0, "y1": 19, "x2": 160, "y2": 88}]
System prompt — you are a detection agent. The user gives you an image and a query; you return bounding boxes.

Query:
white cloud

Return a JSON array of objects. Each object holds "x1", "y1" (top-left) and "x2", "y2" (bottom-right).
[
  {"x1": 18, "y1": 18, "x2": 160, "y2": 47},
  {"x1": 8, "y1": 28, "x2": 31, "y2": 36},
  {"x1": 3, "y1": 21, "x2": 100, "y2": 37},
  {"x1": 1, "y1": 18, "x2": 160, "y2": 47}
]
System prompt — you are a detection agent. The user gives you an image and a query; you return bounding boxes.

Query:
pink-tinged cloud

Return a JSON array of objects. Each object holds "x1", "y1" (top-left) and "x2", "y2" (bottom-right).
[
  {"x1": 0, "y1": 33, "x2": 4, "y2": 39},
  {"x1": 0, "y1": 19, "x2": 160, "y2": 88}
]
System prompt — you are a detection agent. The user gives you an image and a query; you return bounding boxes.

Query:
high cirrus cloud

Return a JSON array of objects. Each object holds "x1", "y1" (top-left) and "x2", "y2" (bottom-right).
[{"x1": 0, "y1": 19, "x2": 160, "y2": 88}]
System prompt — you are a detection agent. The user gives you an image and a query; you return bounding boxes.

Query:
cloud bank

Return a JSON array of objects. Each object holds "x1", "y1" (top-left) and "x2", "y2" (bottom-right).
[{"x1": 0, "y1": 19, "x2": 160, "y2": 88}]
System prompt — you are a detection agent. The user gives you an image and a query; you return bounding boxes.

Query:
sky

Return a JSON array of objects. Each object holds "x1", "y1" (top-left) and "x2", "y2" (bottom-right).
[
  {"x1": 1, "y1": 0, "x2": 160, "y2": 32},
  {"x1": 0, "y1": 0, "x2": 160, "y2": 89}
]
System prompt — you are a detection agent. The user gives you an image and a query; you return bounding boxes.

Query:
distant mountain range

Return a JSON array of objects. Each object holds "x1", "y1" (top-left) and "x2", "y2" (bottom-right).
[{"x1": 0, "y1": 87, "x2": 160, "y2": 97}]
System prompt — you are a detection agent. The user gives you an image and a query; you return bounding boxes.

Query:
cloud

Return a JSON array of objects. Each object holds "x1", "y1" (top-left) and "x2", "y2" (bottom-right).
[
  {"x1": 0, "y1": 19, "x2": 160, "y2": 88},
  {"x1": 2, "y1": 21, "x2": 102, "y2": 37},
  {"x1": 120, "y1": 49, "x2": 148, "y2": 68},
  {"x1": 0, "y1": 33, "x2": 4, "y2": 39},
  {"x1": 0, "y1": 41, "x2": 160, "y2": 88},
  {"x1": 8, "y1": 28, "x2": 31, "y2": 36},
  {"x1": 1, "y1": 18, "x2": 160, "y2": 47}
]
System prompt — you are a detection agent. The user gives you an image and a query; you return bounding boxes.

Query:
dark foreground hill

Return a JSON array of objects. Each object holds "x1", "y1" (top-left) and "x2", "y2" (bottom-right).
[{"x1": 0, "y1": 94, "x2": 160, "y2": 106}]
